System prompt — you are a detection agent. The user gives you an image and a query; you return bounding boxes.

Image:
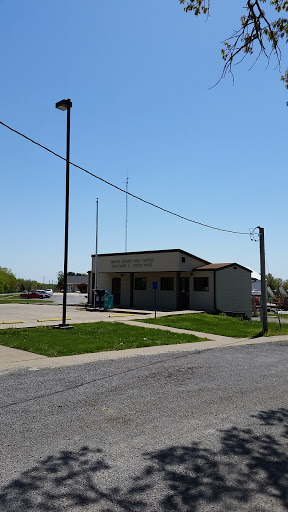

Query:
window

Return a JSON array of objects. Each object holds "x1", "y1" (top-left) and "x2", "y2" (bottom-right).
[
  {"x1": 135, "y1": 277, "x2": 146, "y2": 290},
  {"x1": 194, "y1": 277, "x2": 209, "y2": 291},
  {"x1": 182, "y1": 257, "x2": 186, "y2": 263},
  {"x1": 160, "y1": 277, "x2": 174, "y2": 291}
]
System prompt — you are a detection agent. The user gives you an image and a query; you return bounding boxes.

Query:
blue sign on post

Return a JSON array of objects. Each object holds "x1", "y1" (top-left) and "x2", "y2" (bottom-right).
[{"x1": 152, "y1": 282, "x2": 158, "y2": 318}]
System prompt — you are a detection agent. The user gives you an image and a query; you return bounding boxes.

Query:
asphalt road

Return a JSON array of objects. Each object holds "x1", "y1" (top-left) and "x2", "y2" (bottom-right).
[{"x1": 1, "y1": 342, "x2": 288, "y2": 511}]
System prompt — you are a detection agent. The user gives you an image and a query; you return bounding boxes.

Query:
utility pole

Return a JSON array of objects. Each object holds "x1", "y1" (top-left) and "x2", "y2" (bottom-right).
[{"x1": 258, "y1": 226, "x2": 268, "y2": 334}]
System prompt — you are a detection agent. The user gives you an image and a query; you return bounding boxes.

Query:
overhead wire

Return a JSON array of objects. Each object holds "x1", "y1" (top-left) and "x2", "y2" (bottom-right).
[{"x1": 0, "y1": 120, "x2": 250, "y2": 235}]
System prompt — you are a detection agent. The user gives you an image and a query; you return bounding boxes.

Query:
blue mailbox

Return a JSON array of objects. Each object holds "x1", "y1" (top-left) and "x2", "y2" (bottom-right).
[{"x1": 103, "y1": 291, "x2": 114, "y2": 310}]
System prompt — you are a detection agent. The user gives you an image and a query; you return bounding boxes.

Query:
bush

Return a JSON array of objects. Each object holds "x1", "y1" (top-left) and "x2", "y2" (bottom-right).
[{"x1": 77, "y1": 283, "x2": 87, "y2": 293}]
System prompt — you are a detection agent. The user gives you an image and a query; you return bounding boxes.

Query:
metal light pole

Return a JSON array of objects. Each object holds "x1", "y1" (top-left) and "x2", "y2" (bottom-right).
[
  {"x1": 94, "y1": 198, "x2": 99, "y2": 308},
  {"x1": 55, "y1": 98, "x2": 72, "y2": 328},
  {"x1": 258, "y1": 226, "x2": 268, "y2": 334}
]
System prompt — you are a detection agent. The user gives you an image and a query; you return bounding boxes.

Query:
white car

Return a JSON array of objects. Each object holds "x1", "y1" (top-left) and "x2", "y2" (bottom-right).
[
  {"x1": 36, "y1": 290, "x2": 51, "y2": 298},
  {"x1": 45, "y1": 289, "x2": 53, "y2": 295}
]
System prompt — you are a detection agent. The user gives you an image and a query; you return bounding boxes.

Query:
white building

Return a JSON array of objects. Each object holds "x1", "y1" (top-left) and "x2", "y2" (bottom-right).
[
  {"x1": 87, "y1": 249, "x2": 252, "y2": 319},
  {"x1": 251, "y1": 269, "x2": 262, "y2": 296},
  {"x1": 66, "y1": 275, "x2": 88, "y2": 292}
]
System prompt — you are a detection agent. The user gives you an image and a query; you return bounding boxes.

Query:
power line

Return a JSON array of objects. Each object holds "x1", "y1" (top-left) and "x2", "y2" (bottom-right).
[{"x1": 0, "y1": 120, "x2": 249, "y2": 235}]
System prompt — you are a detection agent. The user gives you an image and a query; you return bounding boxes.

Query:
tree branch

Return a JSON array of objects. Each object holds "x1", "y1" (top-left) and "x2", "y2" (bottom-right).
[{"x1": 180, "y1": 0, "x2": 288, "y2": 99}]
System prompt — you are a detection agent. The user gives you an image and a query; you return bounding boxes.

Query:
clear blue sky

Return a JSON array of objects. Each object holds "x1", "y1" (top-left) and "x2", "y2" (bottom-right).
[{"x1": 1, "y1": 0, "x2": 287, "y2": 284}]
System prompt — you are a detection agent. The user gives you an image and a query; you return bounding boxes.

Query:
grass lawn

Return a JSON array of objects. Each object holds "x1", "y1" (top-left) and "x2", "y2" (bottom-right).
[
  {"x1": 268, "y1": 313, "x2": 288, "y2": 319},
  {"x1": 140, "y1": 313, "x2": 288, "y2": 338},
  {"x1": 0, "y1": 322, "x2": 209, "y2": 357},
  {"x1": 0, "y1": 294, "x2": 53, "y2": 304}
]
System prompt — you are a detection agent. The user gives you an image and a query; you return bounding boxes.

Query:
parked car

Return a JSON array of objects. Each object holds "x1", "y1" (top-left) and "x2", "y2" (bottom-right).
[
  {"x1": 36, "y1": 290, "x2": 51, "y2": 298},
  {"x1": 20, "y1": 291, "x2": 46, "y2": 299},
  {"x1": 20, "y1": 292, "x2": 30, "y2": 298},
  {"x1": 45, "y1": 289, "x2": 53, "y2": 295}
]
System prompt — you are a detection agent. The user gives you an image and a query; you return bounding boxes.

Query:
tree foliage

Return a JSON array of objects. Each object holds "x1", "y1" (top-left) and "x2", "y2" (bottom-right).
[
  {"x1": 67, "y1": 272, "x2": 87, "y2": 276},
  {"x1": 0, "y1": 268, "x2": 46, "y2": 293},
  {"x1": 266, "y1": 272, "x2": 288, "y2": 294},
  {"x1": 77, "y1": 283, "x2": 88, "y2": 293},
  {"x1": 57, "y1": 271, "x2": 64, "y2": 288},
  {"x1": 0, "y1": 267, "x2": 17, "y2": 294},
  {"x1": 180, "y1": 0, "x2": 288, "y2": 99}
]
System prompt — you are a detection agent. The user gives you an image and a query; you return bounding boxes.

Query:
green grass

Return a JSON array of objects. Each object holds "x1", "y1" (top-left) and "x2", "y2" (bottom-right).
[
  {"x1": 0, "y1": 294, "x2": 53, "y2": 304},
  {"x1": 268, "y1": 313, "x2": 288, "y2": 319},
  {"x1": 0, "y1": 322, "x2": 209, "y2": 357},
  {"x1": 140, "y1": 313, "x2": 288, "y2": 338}
]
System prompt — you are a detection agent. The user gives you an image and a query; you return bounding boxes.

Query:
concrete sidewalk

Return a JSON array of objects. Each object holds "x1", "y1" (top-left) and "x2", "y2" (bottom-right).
[{"x1": 1, "y1": 320, "x2": 288, "y2": 375}]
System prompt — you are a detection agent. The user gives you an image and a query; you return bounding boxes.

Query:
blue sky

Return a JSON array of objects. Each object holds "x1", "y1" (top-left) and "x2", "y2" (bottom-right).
[{"x1": 1, "y1": 0, "x2": 287, "y2": 284}]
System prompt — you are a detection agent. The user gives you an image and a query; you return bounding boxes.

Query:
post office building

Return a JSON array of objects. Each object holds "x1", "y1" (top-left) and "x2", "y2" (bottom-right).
[{"x1": 87, "y1": 249, "x2": 252, "y2": 319}]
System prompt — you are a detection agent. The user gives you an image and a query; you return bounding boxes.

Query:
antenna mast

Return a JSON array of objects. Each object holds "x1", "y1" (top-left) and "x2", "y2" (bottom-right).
[{"x1": 125, "y1": 173, "x2": 128, "y2": 252}]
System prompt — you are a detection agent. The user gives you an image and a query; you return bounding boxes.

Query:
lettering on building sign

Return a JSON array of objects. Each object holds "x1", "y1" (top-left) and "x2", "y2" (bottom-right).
[{"x1": 110, "y1": 257, "x2": 154, "y2": 269}]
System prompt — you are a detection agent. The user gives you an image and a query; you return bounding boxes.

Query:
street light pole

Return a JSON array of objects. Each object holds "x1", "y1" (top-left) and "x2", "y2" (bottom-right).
[
  {"x1": 55, "y1": 98, "x2": 72, "y2": 328},
  {"x1": 94, "y1": 198, "x2": 99, "y2": 308},
  {"x1": 258, "y1": 226, "x2": 268, "y2": 334}
]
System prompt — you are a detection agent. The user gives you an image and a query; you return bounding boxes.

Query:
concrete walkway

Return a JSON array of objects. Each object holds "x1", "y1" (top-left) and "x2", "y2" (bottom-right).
[{"x1": 1, "y1": 318, "x2": 288, "y2": 374}]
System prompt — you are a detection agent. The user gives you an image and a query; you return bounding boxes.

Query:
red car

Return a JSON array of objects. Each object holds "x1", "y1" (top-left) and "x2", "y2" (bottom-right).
[{"x1": 20, "y1": 291, "x2": 46, "y2": 299}]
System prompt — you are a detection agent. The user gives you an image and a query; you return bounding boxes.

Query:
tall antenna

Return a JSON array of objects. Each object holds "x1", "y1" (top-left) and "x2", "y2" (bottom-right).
[{"x1": 125, "y1": 172, "x2": 129, "y2": 252}]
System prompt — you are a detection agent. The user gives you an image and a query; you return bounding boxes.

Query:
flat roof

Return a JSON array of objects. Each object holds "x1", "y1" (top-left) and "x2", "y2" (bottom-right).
[{"x1": 92, "y1": 248, "x2": 210, "y2": 265}]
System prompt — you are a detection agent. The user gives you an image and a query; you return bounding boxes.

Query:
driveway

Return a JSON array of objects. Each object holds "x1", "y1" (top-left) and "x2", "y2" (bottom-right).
[
  {"x1": 0, "y1": 293, "x2": 157, "y2": 329},
  {"x1": 1, "y1": 342, "x2": 288, "y2": 511},
  {"x1": 0, "y1": 303, "x2": 151, "y2": 328},
  {"x1": 50, "y1": 292, "x2": 88, "y2": 306}
]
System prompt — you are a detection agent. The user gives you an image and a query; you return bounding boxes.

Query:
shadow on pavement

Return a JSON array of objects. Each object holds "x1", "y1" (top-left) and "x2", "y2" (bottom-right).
[{"x1": 1, "y1": 408, "x2": 288, "y2": 511}]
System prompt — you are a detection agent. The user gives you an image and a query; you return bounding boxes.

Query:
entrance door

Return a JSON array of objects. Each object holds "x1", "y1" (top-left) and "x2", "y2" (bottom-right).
[
  {"x1": 112, "y1": 277, "x2": 121, "y2": 306},
  {"x1": 179, "y1": 278, "x2": 189, "y2": 309}
]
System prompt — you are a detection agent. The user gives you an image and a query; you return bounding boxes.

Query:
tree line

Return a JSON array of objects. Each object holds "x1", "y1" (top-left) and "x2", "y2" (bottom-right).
[
  {"x1": 266, "y1": 273, "x2": 288, "y2": 296},
  {"x1": 0, "y1": 268, "x2": 88, "y2": 293},
  {"x1": 0, "y1": 267, "x2": 53, "y2": 294}
]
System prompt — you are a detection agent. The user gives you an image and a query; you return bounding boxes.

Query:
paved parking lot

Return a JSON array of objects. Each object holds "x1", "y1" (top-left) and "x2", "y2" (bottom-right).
[
  {"x1": 0, "y1": 305, "x2": 155, "y2": 329},
  {"x1": 49, "y1": 292, "x2": 88, "y2": 306},
  {"x1": 0, "y1": 293, "x2": 167, "y2": 329}
]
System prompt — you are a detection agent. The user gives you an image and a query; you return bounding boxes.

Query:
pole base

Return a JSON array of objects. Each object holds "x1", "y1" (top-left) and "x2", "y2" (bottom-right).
[{"x1": 53, "y1": 324, "x2": 74, "y2": 329}]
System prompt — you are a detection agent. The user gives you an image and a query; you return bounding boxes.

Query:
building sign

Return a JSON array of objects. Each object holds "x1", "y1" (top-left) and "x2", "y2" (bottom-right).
[
  {"x1": 111, "y1": 257, "x2": 154, "y2": 270},
  {"x1": 96, "y1": 250, "x2": 197, "y2": 273}
]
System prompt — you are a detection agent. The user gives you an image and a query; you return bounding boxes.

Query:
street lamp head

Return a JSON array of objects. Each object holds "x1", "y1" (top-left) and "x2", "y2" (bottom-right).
[{"x1": 55, "y1": 98, "x2": 72, "y2": 111}]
